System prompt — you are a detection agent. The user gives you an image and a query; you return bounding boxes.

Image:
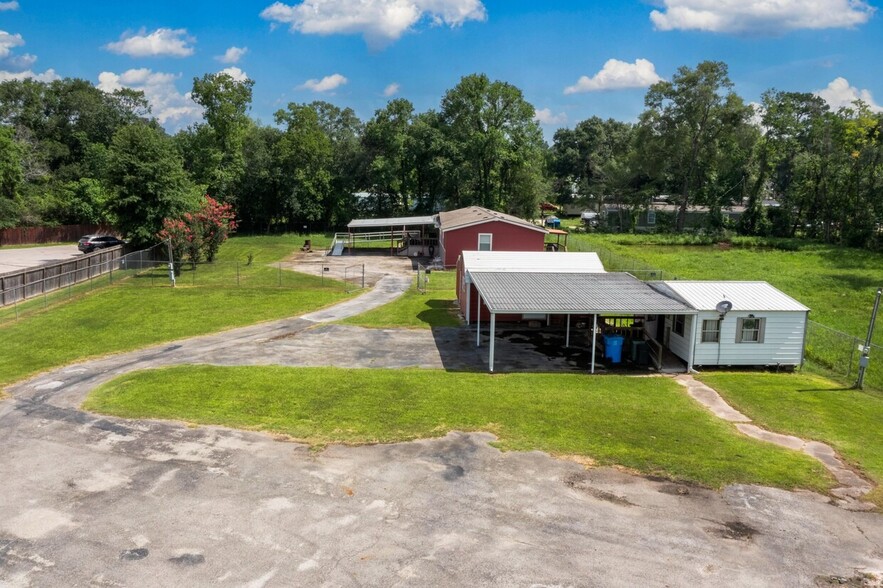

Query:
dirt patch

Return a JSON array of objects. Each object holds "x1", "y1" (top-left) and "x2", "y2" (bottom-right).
[
  {"x1": 282, "y1": 249, "x2": 419, "y2": 287},
  {"x1": 657, "y1": 483, "x2": 692, "y2": 496},
  {"x1": 706, "y1": 520, "x2": 759, "y2": 541},
  {"x1": 814, "y1": 573, "x2": 881, "y2": 587},
  {"x1": 564, "y1": 472, "x2": 636, "y2": 506}
]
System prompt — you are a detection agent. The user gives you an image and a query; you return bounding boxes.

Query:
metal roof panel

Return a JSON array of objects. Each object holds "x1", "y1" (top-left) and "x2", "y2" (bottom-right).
[
  {"x1": 462, "y1": 251, "x2": 606, "y2": 273},
  {"x1": 347, "y1": 215, "x2": 437, "y2": 229},
  {"x1": 657, "y1": 281, "x2": 809, "y2": 312},
  {"x1": 470, "y1": 272, "x2": 695, "y2": 314}
]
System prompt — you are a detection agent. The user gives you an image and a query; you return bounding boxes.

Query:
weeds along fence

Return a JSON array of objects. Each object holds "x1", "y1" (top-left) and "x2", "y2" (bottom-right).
[
  {"x1": 0, "y1": 247, "x2": 365, "y2": 325},
  {"x1": 568, "y1": 237, "x2": 674, "y2": 281},
  {"x1": 805, "y1": 321, "x2": 883, "y2": 390}
]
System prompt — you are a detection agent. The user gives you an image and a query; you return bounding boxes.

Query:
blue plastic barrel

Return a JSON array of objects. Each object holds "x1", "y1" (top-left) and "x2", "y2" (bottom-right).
[{"x1": 604, "y1": 334, "x2": 625, "y2": 363}]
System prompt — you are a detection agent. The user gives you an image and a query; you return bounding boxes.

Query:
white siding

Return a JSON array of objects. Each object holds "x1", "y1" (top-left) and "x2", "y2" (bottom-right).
[
  {"x1": 682, "y1": 311, "x2": 806, "y2": 366},
  {"x1": 667, "y1": 315, "x2": 694, "y2": 361}
]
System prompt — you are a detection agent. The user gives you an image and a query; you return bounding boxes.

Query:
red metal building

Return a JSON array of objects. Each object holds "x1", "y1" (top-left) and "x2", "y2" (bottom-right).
[{"x1": 438, "y1": 206, "x2": 547, "y2": 268}]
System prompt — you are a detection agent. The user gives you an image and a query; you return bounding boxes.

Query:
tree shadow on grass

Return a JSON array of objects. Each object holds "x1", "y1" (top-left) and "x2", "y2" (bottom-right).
[{"x1": 416, "y1": 300, "x2": 460, "y2": 328}]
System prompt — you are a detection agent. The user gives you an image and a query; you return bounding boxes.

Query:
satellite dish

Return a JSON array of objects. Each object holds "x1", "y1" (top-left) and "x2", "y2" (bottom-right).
[{"x1": 715, "y1": 300, "x2": 733, "y2": 316}]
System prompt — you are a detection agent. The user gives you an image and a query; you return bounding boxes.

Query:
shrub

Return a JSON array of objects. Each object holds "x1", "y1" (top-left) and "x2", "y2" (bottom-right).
[{"x1": 157, "y1": 195, "x2": 238, "y2": 268}]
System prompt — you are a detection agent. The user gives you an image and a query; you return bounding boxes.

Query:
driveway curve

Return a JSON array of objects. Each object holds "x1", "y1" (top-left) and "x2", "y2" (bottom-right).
[{"x1": 2, "y1": 262, "x2": 882, "y2": 586}]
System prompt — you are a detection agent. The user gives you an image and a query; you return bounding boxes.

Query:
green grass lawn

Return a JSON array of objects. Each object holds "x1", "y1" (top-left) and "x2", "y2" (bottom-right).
[
  {"x1": 84, "y1": 366, "x2": 833, "y2": 492},
  {"x1": 698, "y1": 372, "x2": 883, "y2": 505},
  {"x1": 0, "y1": 234, "x2": 350, "y2": 388},
  {"x1": 338, "y1": 270, "x2": 460, "y2": 329}
]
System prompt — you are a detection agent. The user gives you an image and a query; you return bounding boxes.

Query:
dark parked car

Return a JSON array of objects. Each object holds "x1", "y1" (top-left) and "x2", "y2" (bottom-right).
[{"x1": 78, "y1": 234, "x2": 125, "y2": 253}]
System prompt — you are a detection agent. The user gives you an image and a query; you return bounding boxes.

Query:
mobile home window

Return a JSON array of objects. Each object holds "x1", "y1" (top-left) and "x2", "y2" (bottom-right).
[
  {"x1": 701, "y1": 319, "x2": 720, "y2": 343},
  {"x1": 672, "y1": 314, "x2": 685, "y2": 336},
  {"x1": 477, "y1": 233, "x2": 492, "y2": 251},
  {"x1": 736, "y1": 317, "x2": 766, "y2": 343},
  {"x1": 647, "y1": 210, "x2": 656, "y2": 225}
]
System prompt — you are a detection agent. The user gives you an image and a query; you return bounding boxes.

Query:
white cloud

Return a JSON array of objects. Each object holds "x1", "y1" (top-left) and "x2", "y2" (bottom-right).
[
  {"x1": 650, "y1": 0, "x2": 874, "y2": 34},
  {"x1": 8, "y1": 53, "x2": 36, "y2": 68},
  {"x1": 218, "y1": 66, "x2": 249, "y2": 82},
  {"x1": 815, "y1": 77, "x2": 882, "y2": 112},
  {"x1": 97, "y1": 68, "x2": 202, "y2": 125},
  {"x1": 0, "y1": 68, "x2": 59, "y2": 82},
  {"x1": 534, "y1": 108, "x2": 567, "y2": 125},
  {"x1": 0, "y1": 1, "x2": 19, "y2": 11},
  {"x1": 104, "y1": 28, "x2": 196, "y2": 58},
  {"x1": 0, "y1": 30, "x2": 24, "y2": 59},
  {"x1": 260, "y1": 0, "x2": 487, "y2": 48},
  {"x1": 298, "y1": 73, "x2": 348, "y2": 93},
  {"x1": 564, "y1": 58, "x2": 662, "y2": 94},
  {"x1": 383, "y1": 82, "x2": 400, "y2": 96},
  {"x1": 216, "y1": 46, "x2": 248, "y2": 64}
]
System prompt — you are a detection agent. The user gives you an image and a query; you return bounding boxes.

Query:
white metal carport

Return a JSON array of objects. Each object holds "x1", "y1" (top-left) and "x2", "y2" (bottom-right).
[{"x1": 467, "y1": 271, "x2": 697, "y2": 373}]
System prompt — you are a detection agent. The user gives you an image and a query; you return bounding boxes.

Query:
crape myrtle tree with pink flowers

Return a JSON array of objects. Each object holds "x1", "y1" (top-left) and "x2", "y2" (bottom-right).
[{"x1": 158, "y1": 195, "x2": 237, "y2": 273}]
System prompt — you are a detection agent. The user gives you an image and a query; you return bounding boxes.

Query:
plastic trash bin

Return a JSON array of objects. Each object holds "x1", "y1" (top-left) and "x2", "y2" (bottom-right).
[
  {"x1": 603, "y1": 334, "x2": 625, "y2": 363},
  {"x1": 631, "y1": 340, "x2": 650, "y2": 366}
]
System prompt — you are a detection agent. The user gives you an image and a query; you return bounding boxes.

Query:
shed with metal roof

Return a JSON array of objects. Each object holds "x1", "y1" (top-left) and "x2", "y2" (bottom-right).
[{"x1": 648, "y1": 281, "x2": 810, "y2": 368}]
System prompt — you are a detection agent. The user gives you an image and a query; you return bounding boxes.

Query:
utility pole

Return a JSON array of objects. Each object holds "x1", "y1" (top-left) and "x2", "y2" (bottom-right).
[{"x1": 855, "y1": 287, "x2": 882, "y2": 389}]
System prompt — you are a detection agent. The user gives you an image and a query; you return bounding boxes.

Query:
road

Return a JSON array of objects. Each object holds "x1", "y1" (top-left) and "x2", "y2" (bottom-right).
[{"x1": 0, "y1": 244, "x2": 81, "y2": 274}]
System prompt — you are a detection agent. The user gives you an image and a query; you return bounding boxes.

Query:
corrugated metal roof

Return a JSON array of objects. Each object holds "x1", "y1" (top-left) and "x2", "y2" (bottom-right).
[
  {"x1": 347, "y1": 215, "x2": 438, "y2": 229},
  {"x1": 652, "y1": 281, "x2": 809, "y2": 312},
  {"x1": 439, "y1": 206, "x2": 547, "y2": 234},
  {"x1": 462, "y1": 251, "x2": 605, "y2": 273},
  {"x1": 470, "y1": 272, "x2": 695, "y2": 314}
]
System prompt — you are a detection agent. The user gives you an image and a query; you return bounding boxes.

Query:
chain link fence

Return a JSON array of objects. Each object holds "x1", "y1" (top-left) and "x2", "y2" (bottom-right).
[
  {"x1": 568, "y1": 236, "x2": 672, "y2": 281},
  {"x1": 0, "y1": 246, "x2": 363, "y2": 326},
  {"x1": 805, "y1": 320, "x2": 882, "y2": 390}
]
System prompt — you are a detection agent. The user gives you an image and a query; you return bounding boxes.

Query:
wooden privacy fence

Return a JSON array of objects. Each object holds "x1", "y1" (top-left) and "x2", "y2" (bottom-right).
[
  {"x1": 0, "y1": 224, "x2": 116, "y2": 246},
  {"x1": 0, "y1": 246, "x2": 123, "y2": 306}
]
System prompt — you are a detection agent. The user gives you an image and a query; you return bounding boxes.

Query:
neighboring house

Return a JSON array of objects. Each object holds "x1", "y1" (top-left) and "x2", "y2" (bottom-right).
[
  {"x1": 437, "y1": 206, "x2": 548, "y2": 268},
  {"x1": 603, "y1": 203, "x2": 746, "y2": 232},
  {"x1": 457, "y1": 251, "x2": 606, "y2": 323},
  {"x1": 647, "y1": 281, "x2": 809, "y2": 367}
]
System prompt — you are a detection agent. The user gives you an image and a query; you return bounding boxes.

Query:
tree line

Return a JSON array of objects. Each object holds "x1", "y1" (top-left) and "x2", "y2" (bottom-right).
[{"x1": 0, "y1": 61, "x2": 881, "y2": 248}]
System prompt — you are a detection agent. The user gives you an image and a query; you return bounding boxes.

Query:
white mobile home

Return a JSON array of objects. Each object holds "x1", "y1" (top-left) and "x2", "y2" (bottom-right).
[{"x1": 648, "y1": 281, "x2": 810, "y2": 367}]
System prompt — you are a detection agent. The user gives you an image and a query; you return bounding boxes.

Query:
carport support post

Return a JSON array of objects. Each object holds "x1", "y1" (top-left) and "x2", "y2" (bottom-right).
[
  {"x1": 489, "y1": 312, "x2": 496, "y2": 372},
  {"x1": 476, "y1": 292, "x2": 482, "y2": 347},
  {"x1": 591, "y1": 314, "x2": 597, "y2": 374},
  {"x1": 565, "y1": 314, "x2": 571, "y2": 348},
  {"x1": 466, "y1": 279, "x2": 471, "y2": 326}
]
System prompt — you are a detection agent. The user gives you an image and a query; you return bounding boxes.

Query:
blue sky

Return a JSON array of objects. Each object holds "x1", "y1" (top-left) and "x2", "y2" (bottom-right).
[{"x1": 1, "y1": 0, "x2": 881, "y2": 140}]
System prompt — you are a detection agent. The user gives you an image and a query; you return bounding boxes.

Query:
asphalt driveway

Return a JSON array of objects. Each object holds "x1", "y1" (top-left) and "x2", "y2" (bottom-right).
[{"x1": 1, "y1": 260, "x2": 881, "y2": 586}]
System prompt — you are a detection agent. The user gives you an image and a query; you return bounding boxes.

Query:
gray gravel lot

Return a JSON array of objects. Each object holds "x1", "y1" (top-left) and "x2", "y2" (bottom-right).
[{"x1": 0, "y1": 244, "x2": 81, "y2": 274}]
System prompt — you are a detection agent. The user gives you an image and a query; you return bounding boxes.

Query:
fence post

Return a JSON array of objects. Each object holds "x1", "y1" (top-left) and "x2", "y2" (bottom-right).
[
  {"x1": 846, "y1": 338, "x2": 858, "y2": 380},
  {"x1": 278, "y1": 263, "x2": 282, "y2": 287},
  {"x1": 362, "y1": 264, "x2": 365, "y2": 289}
]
